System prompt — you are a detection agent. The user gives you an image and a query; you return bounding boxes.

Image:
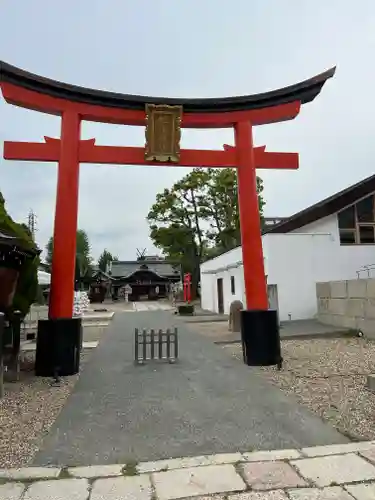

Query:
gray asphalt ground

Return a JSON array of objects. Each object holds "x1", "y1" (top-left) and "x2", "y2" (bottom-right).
[{"x1": 34, "y1": 311, "x2": 348, "y2": 466}]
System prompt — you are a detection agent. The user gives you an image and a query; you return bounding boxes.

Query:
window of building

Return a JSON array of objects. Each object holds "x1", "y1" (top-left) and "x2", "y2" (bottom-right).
[
  {"x1": 338, "y1": 195, "x2": 375, "y2": 244},
  {"x1": 230, "y1": 276, "x2": 235, "y2": 294}
]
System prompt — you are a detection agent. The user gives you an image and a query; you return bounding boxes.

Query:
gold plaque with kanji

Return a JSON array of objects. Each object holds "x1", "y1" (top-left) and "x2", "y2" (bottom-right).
[{"x1": 145, "y1": 104, "x2": 182, "y2": 162}]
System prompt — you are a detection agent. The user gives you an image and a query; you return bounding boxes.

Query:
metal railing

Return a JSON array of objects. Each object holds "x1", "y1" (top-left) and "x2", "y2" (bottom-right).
[
  {"x1": 134, "y1": 328, "x2": 178, "y2": 364},
  {"x1": 356, "y1": 264, "x2": 375, "y2": 278}
]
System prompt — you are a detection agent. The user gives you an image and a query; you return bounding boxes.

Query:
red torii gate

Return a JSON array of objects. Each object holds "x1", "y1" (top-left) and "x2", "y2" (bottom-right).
[{"x1": 0, "y1": 61, "x2": 335, "y2": 368}]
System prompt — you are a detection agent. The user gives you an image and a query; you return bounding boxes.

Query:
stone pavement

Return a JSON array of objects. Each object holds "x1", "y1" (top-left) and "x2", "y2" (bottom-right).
[
  {"x1": 33, "y1": 311, "x2": 347, "y2": 466},
  {"x1": 195, "y1": 319, "x2": 355, "y2": 346},
  {"x1": 3, "y1": 442, "x2": 375, "y2": 499},
  {"x1": 89, "y1": 300, "x2": 175, "y2": 313}
]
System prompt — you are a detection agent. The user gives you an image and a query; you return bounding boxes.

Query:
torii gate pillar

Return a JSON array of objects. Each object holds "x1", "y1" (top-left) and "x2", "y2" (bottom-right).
[
  {"x1": 235, "y1": 120, "x2": 268, "y2": 309},
  {"x1": 50, "y1": 111, "x2": 81, "y2": 319},
  {"x1": 0, "y1": 61, "x2": 335, "y2": 371}
]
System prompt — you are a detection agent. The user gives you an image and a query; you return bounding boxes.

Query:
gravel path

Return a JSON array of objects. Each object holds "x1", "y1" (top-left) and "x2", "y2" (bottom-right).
[
  {"x1": 0, "y1": 350, "x2": 91, "y2": 468},
  {"x1": 223, "y1": 337, "x2": 375, "y2": 442}
]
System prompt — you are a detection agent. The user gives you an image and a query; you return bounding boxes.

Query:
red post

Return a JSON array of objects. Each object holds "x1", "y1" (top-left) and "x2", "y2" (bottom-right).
[
  {"x1": 186, "y1": 273, "x2": 191, "y2": 303},
  {"x1": 49, "y1": 111, "x2": 81, "y2": 319},
  {"x1": 235, "y1": 121, "x2": 268, "y2": 310}
]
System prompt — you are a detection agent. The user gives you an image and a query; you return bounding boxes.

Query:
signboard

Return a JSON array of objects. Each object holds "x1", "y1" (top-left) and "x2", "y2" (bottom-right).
[{"x1": 145, "y1": 104, "x2": 182, "y2": 162}]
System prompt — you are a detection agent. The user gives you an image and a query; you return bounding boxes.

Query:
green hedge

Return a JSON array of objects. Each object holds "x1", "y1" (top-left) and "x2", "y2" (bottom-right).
[
  {"x1": 12, "y1": 256, "x2": 39, "y2": 317},
  {"x1": 0, "y1": 192, "x2": 39, "y2": 318}
]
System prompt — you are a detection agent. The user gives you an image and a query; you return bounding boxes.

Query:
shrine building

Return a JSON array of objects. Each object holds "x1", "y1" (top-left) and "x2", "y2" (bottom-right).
[
  {"x1": 200, "y1": 173, "x2": 375, "y2": 322},
  {"x1": 109, "y1": 257, "x2": 181, "y2": 301}
]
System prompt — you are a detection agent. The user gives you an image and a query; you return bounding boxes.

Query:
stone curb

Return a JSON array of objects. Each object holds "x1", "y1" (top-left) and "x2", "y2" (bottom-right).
[{"x1": 1, "y1": 441, "x2": 375, "y2": 499}]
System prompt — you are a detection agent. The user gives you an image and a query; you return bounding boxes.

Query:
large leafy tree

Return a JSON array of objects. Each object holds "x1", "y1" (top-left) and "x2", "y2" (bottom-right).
[
  {"x1": 199, "y1": 168, "x2": 264, "y2": 257},
  {"x1": 98, "y1": 249, "x2": 118, "y2": 272},
  {"x1": 46, "y1": 229, "x2": 93, "y2": 279},
  {"x1": 148, "y1": 170, "x2": 207, "y2": 296},
  {"x1": 147, "y1": 168, "x2": 265, "y2": 296}
]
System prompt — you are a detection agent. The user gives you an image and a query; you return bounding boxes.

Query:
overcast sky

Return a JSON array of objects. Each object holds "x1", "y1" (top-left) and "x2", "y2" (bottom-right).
[{"x1": 1, "y1": 1, "x2": 374, "y2": 261}]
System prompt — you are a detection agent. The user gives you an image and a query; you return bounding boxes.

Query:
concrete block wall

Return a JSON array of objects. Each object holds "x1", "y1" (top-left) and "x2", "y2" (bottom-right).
[{"x1": 316, "y1": 279, "x2": 375, "y2": 339}]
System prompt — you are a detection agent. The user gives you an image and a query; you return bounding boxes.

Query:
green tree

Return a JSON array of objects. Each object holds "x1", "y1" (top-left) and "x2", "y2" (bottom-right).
[
  {"x1": 198, "y1": 168, "x2": 264, "y2": 257},
  {"x1": 0, "y1": 192, "x2": 39, "y2": 317},
  {"x1": 147, "y1": 170, "x2": 208, "y2": 296},
  {"x1": 46, "y1": 229, "x2": 93, "y2": 279},
  {"x1": 98, "y1": 249, "x2": 118, "y2": 272},
  {"x1": 147, "y1": 168, "x2": 265, "y2": 295}
]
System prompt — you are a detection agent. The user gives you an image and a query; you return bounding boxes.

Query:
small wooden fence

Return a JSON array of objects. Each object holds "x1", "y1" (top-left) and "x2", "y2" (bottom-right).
[{"x1": 134, "y1": 328, "x2": 178, "y2": 364}]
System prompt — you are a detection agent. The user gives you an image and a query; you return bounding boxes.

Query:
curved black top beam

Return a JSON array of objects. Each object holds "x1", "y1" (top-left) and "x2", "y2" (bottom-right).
[{"x1": 0, "y1": 61, "x2": 336, "y2": 113}]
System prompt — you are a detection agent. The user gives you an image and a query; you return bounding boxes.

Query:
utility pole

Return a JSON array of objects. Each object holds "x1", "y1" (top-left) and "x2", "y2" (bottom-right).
[{"x1": 27, "y1": 209, "x2": 37, "y2": 240}]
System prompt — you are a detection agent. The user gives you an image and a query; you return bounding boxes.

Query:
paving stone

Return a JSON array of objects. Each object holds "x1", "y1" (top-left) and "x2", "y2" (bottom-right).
[
  {"x1": 68, "y1": 464, "x2": 124, "y2": 478},
  {"x1": 301, "y1": 441, "x2": 375, "y2": 457},
  {"x1": 242, "y1": 449, "x2": 302, "y2": 462},
  {"x1": 182, "y1": 497, "x2": 224, "y2": 500},
  {"x1": 228, "y1": 492, "x2": 289, "y2": 499},
  {"x1": 360, "y1": 447, "x2": 375, "y2": 465},
  {"x1": 152, "y1": 464, "x2": 246, "y2": 500},
  {"x1": 138, "y1": 453, "x2": 242, "y2": 473},
  {"x1": 291, "y1": 453, "x2": 375, "y2": 487},
  {"x1": 90, "y1": 475, "x2": 151, "y2": 500},
  {"x1": 82, "y1": 341, "x2": 99, "y2": 349},
  {"x1": 288, "y1": 486, "x2": 353, "y2": 499},
  {"x1": 23, "y1": 478, "x2": 89, "y2": 500},
  {"x1": 241, "y1": 461, "x2": 307, "y2": 490},
  {"x1": 344, "y1": 482, "x2": 375, "y2": 500},
  {"x1": 0, "y1": 467, "x2": 61, "y2": 480},
  {"x1": 0, "y1": 483, "x2": 26, "y2": 500}
]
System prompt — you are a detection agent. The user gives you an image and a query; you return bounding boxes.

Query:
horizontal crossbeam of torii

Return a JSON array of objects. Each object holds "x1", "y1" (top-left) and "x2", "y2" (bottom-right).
[
  {"x1": 4, "y1": 138, "x2": 299, "y2": 170},
  {"x1": 0, "y1": 61, "x2": 335, "y2": 345}
]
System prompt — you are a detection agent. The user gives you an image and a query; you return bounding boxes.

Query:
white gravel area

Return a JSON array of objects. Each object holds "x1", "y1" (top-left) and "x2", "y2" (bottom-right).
[
  {"x1": 223, "y1": 337, "x2": 375, "y2": 442},
  {"x1": 0, "y1": 350, "x2": 91, "y2": 468}
]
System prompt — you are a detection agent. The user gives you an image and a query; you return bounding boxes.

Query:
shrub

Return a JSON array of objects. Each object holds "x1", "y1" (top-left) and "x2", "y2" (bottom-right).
[
  {"x1": 178, "y1": 304, "x2": 195, "y2": 316},
  {"x1": 0, "y1": 192, "x2": 40, "y2": 318},
  {"x1": 12, "y1": 256, "x2": 40, "y2": 316}
]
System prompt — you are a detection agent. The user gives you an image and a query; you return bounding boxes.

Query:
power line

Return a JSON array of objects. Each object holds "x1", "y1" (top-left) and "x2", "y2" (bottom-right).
[{"x1": 27, "y1": 209, "x2": 37, "y2": 240}]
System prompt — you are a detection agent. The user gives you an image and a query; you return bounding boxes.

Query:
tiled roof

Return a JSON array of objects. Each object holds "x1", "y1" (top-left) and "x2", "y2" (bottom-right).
[
  {"x1": 111, "y1": 261, "x2": 180, "y2": 278},
  {"x1": 0, "y1": 230, "x2": 40, "y2": 255}
]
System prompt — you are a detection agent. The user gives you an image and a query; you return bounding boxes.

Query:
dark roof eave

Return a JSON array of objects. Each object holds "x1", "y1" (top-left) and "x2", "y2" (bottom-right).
[
  {"x1": 0, "y1": 230, "x2": 40, "y2": 256},
  {"x1": 113, "y1": 274, "x2": 176, "y2": 279},
  {"x1": 0, "y1": 61, "x2": 336, "y2": 113},
  {"x1": 264, "y1": 174, "x2": 375, "y2": 234}
]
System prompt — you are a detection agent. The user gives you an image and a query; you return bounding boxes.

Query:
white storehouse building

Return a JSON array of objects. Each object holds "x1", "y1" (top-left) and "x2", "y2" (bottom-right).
[{"x1": 200, "y1": 174, "x2": 375, "y2": 321}]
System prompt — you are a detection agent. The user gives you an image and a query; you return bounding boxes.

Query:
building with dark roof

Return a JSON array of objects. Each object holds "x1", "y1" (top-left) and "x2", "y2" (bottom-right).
[
  {"x1": 109, "y1": 258, "x2": 181, "y2": 301},
  {"x1": 200, "y1": 174, "x2": 375, "y2": 321}
]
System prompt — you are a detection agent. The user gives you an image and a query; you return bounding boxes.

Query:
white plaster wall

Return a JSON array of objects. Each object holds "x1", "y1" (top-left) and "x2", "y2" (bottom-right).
[
  {"x1": 293, "y1": 214, "x2": 375, "y2": 279},
  {"x1": 263, "y1": 232, "x2": 332, "y2": 320},
  {"x1": 200, "y1": 247, "x2": 244, "y2": 315},
  {"x1": 200, "y1": 272, "x2": 215, "y2": 312},
  {"x1": 200, "y1": 213, "x2": 375, "y2": 320},
  {"x1": 200, "y1": 247, "x2": 243, "y2": 273}
]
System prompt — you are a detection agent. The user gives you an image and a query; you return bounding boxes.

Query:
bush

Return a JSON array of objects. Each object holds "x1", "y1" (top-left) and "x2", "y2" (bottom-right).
[
  {"x1": 0, "y1": 192, "x2": 40, "y2": 318},
  {"x1": 12, "y1": 257, "x2": 39, "y2": 316},
  {"x1": 178, "y1": 304, "x2": 195, "y2": 316}
]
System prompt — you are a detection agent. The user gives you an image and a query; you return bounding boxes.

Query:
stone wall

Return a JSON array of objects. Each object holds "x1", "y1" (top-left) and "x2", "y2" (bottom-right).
[{"x1": 316, "y1": 279, "x2": 375, "y2": 339}]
